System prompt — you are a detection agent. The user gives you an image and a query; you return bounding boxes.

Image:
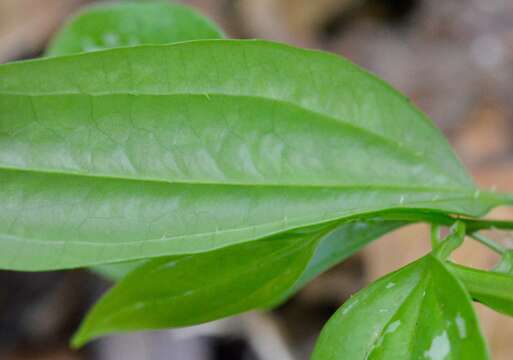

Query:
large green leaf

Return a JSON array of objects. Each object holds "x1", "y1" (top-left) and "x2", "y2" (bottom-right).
[
  {"x1": 94, "y1": 219, "x2": 405, "y2": 283},
  {"x1": 312, "y1": 255, "x2": 489, "y2": 360},
  {"x1": 44, "y1": 0, "x2": 225, "y2": 280},
  {"x1": 1, "y1": 40, "x2": 510, "y2": 270},
  {"x1": 71, "y1": 224, "x2": 325, "y2": 347},
  {"x1": 448, "y1": 262, "x2": 513, "y2": 317},
  {"x1": 46, "y1": 2, "x2": 223, "y2": 56},
  {"x1": 91, "y1": 215, "x2": 513, "y2": 283}
]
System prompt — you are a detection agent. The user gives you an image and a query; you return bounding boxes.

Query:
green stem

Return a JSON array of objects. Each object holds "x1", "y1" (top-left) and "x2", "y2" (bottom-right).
[
  {"x1": 470, "y1": 233, "x2": 506, "y2": 255},
  {"x1": 345, "y1": 208, "x2": 513, "y2": 233},
  {"x1": 430, "y1": 224, "x2": 442, "y2": 248},
  {"x1": 465, "y1": 219, "x2": 513, "y2": 233}
]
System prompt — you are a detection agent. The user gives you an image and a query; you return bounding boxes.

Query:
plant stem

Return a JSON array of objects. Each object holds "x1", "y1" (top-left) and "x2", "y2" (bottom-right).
[
  {"x1": 465, "y1": 219, "x2": 513, "y2": 233},
  {"x1": 470, "y1": 233, "x2": 506, "y2": 255},
  {"x1": 430, "y1": 224, "x2": 442, "y2": 248}
]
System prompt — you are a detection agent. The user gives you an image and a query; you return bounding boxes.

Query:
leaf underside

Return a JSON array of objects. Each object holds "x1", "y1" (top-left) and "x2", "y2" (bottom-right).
[
  {"x1": 1, "y1": 2, "x2": 512, "y2": 356},
  {"x1": 1, "y1": 40, "x2": 509, "y2": 271},
  {"x1": 44, "y1": 0, "x2": 227, "y2": 278}
]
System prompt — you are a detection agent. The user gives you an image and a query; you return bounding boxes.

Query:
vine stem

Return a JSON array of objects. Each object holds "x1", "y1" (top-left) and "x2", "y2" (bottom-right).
[
  {"x1": 430, "y1": 225, "x2": 442, "y2": 248},
  {"x1": 470, "y1": 233, "x2": 506, "y2": 255}
]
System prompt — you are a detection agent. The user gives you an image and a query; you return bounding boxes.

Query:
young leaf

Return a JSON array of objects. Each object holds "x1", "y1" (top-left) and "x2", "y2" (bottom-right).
[
  {"x1": 312, "y1": 255, "x2": 489, "y2": 360},
  {"x1": 448, "y1": 262, "x2": 513, "y2": 317},
  {"x1": 1, "y1": 40, "x2": 511, "y2": 270},
  {"x1": 46, "y1": 2, "x2": 223, "y2": 56},
  {"x1": 71, "y1": 224, "x2": 326, "y2": 347}
]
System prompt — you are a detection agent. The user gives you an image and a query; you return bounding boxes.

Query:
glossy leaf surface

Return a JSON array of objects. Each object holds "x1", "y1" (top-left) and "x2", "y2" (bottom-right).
[
  {"x1": 312, "y1": 255, "x2": 489, "y2": 360},
  {"x1": 448, "y1": 262, "x2": 513, "y2": 317},
  {"x1": 282, "y1": 219, "x2": 405, "y2": 300},
  {"x1": 45, "y1": 0, "x2": 225, "y2": 279},
  {"x1": 46, "y1": 2, "x2": 223, "y2": 56},
  {"x1": 1, "y1": 40, "x2": 510, "y2": 270},
  {"x1": 71, "y1": 225, "x2": 324, "y2": 347},
  {"x1": 94, "y1": 219, "x2": 404, "y2": 284}
]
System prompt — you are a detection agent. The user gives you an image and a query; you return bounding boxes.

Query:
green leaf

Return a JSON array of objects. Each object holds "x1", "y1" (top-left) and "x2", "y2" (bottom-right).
[
  {"x1": 312, "y1": 255, "x2": 489, "y2": 360},
  {"x1": 44, "y1": 1, "x2": 224, "y2": 280},
  {"x1": 94, "y1": 219, "x2": 405, "y2": 284},
  {"x1": 97, "y1": 220, "x2": 406, "y2": 292},
  {"x1": 71, "y1": 224, "x2": 325, "y2": 347},
  {"x1": 283, "y1": 217, "x2": 511, "y2": 301},
  {"x1": 448, "y1": 262, "x2": 513, "y2": 317},
  {"x1": 46, "y1": 2, "x2": 224, "y2": 56},
  {"x1": 277, "y1": 219, "x2": 405, "y2": 302},
  {"x1": 1, "y1": 40, "x2": 510, "y2": 270}
]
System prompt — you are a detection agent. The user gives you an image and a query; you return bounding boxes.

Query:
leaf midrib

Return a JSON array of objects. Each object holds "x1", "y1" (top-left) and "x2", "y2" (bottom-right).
[
  {"x1": 0, "y1": 165, "x2": 475, "y2": 193},
  {"x1": 365, "y1": 260, "x2": 428, "y2": 359},
  {"x1": 0, "y1": 196, "x2": 468, "y2": 248}
]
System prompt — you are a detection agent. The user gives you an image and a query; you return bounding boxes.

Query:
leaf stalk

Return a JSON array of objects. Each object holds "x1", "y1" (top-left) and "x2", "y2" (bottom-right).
[{"x1": 470, "y1": 233, "x2": 507, "y2": 255}]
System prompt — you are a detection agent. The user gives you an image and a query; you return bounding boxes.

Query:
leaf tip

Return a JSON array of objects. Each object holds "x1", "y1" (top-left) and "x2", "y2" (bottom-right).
[
  {"x1": 70, "y1": 329, "x2": 88, "y2": 349},
  {"x1": 70, "y1": 317, "x2": 100, "y2": 349}
]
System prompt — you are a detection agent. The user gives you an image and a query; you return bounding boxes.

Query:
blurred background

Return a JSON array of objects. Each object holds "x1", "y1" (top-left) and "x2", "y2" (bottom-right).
[{"x1": 1, "y1": 0, "x2": 513, "y2": 359}]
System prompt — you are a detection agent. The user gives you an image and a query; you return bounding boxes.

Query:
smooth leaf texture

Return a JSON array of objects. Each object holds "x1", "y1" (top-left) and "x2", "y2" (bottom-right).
[
  {"x1": 44, "y1": 0, "x2": 225, "y2": 280},
  {"x1": 312, "y1": 255, "x2": 489, "y2": 360},
  {"x1": 93, "y1": 219, "x2": 405, "y2": 283},
  {"x1": 1, "y1": 40, "x2": 511, "y2": 270},
  {"x1": 71, "y1": 224, "x2": 326, "y2": 347},
  {"x1": 448, "y1": 262, "x2": 513, "y2": 317},
  {"x1": 46, "y1": 2, "x2": 223, "y2": 56},
  {"x1": 280, "y1": 219, "x2": 405, "y2": 300}
]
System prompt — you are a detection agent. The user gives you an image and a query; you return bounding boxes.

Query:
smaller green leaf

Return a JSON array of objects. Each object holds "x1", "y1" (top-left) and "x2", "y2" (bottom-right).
[
  {"x1": 274, "y1": 219, "x2": 405, "y2": 304},
  {"x1": 44, "y1": 1, "x2": 224, "y2": 280},
  {"x1": 72, "y1": 225, "x2": 328, "y2": 347},
  {"x1": 447, "y1": 262, "x2": 513, "y2": 317},
  {"x1": 312, "y1": 255, "x2": 489, "y2": 360},
  {"x1": 46, "y1": 2, "x2": 224, "y2": 56}
]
